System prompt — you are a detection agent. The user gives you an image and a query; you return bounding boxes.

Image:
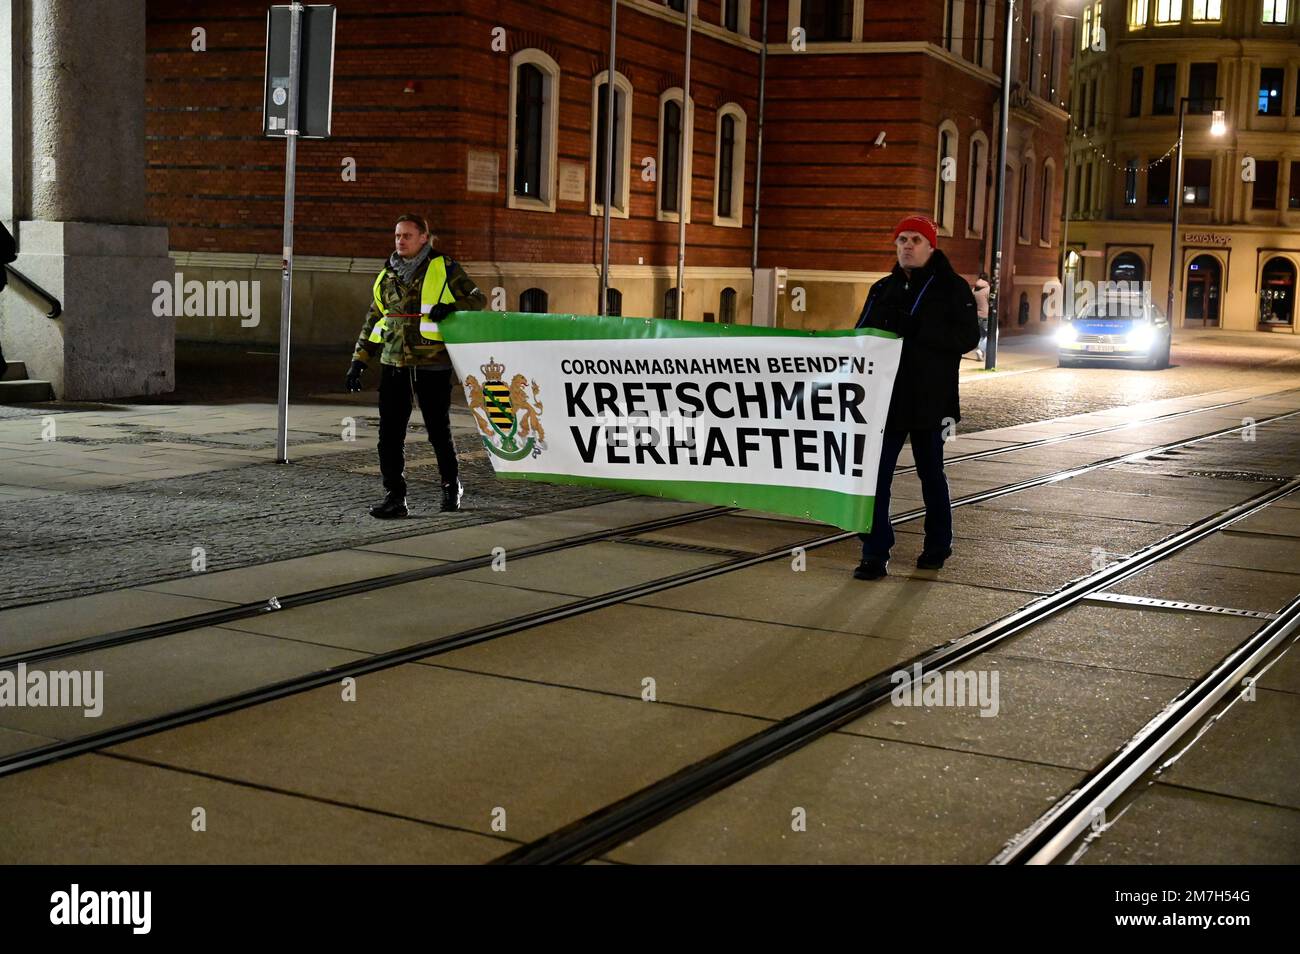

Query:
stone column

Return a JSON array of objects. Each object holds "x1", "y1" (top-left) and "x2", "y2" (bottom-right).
[{"x1": 0, "y1": 0, "x2": 173, "y2": 399}]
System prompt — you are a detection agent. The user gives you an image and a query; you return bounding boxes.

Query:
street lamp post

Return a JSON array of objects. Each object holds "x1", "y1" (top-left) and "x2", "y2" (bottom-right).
[{"x1": 1166, "y1": 96, "x2": 1225, "y2": 326}]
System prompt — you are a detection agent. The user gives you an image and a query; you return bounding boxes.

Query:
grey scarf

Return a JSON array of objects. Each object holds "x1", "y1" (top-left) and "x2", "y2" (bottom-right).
[{"x1": 388, "y1": 242, "x2": 433, "y2": 285}]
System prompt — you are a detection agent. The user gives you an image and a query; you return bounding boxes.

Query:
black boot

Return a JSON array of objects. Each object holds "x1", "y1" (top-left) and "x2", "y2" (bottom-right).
[
  {"x1": 440, "y1": 478, "x2": 463, "y2": 512},
  {"x1": 916, "y1": 548, "x2": 953, "y2": 570},
  {"x1": 369, "y1": 491, "x2": 408, "y2": 519},
  {"x1": 853, "y1": 560, "x2": 888, "y2": 580}
]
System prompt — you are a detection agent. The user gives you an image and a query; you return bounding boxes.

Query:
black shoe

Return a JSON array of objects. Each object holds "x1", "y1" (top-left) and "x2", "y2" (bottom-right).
[
  {"x1": 369, "y1": 492, "x2": 408, "y2": 519},
  {"x1": 916, "y1": 549, "x2": 953, "y2": 570},
  {"x1": 853, "y1": 560, "x2": 888, "y2": 580},
  {"x1": 441, "y1": 478, "x2": 464, "y2": 512}
]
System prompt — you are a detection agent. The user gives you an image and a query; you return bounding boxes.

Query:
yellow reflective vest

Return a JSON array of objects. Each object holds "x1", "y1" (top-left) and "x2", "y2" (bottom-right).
[{"x1": 368, "y1": 255, "x2": 457, "y2": 345}]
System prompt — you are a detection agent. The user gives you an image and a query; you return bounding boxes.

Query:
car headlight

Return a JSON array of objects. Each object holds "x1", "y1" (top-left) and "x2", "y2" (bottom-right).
[
  {"x1": 1127, "y1": 325, "x2": 1156, "y2": 350},
  {"x1": 1055, "y1": 324, "x2": 1079, "y2": 345}
]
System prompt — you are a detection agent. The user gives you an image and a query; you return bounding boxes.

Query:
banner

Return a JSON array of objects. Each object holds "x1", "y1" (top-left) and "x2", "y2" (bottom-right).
[{"x1": 441, "y1": 312, "x2": 902, "y2": 533}]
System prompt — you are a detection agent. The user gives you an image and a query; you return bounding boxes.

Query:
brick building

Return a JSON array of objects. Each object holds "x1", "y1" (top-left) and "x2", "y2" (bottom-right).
[{"x1": 146, "y1": 0, "x2": 1073, "y2": 347}]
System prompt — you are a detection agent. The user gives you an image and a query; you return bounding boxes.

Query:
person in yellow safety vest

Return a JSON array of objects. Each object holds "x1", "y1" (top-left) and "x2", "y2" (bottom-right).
[{"x1": 346, "y1": 213, "x2": 486, "y2": 518}]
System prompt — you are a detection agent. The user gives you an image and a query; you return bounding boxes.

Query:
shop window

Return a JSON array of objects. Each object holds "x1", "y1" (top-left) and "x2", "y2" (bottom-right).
[
  {"x1": 664, "y1": 288, "x2": 679, "y2": 319},
  {"x1": 1259, "y1": 257, "x2": 1295, "y2": 326},
  {"x1": 605, "y1": 287, "x2": 622, "y2": 317},
  {"x1": 1110, "y1": 252, "x2": 1146, "y2": 283}
]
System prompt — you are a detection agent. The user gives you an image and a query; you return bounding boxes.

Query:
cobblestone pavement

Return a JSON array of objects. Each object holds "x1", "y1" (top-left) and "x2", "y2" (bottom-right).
[{"x1": 0, "y1": 442, "x2": 623, "y2": 609}]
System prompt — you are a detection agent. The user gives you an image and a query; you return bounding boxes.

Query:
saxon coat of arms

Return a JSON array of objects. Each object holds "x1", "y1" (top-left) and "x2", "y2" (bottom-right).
[{"x1": 464, "y1": 356, "x2": 546, "y2": 461}]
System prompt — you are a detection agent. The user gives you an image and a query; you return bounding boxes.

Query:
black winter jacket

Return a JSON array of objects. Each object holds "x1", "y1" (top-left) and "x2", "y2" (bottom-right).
[{"x1": 855, "y1": 249, "x2": 981, "y2": 432}]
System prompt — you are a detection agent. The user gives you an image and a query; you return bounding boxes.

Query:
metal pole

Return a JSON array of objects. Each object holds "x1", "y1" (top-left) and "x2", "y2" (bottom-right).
[
  {"x1": 1166, "y1": 97, "x2": 1187, "y2": 329},
  {"x1": 985, "y1": 0, "x2": 1015, "y2": 370},
  {"x1": 750, "y1": 0, "x2": 769, "y2": 277},
  {"x1": 275, "y1": 2, "x2": 303, "y2": 464},
  {"x1": 675, "y1": 3, "x2": 694, "y2": 319},
  {"x1": 599, "y1": 0, "x2": 618, "y2": 316}
]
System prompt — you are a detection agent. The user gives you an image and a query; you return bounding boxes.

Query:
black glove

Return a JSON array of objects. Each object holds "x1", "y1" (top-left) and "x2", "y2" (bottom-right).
[
  {"x1": 428, "y1": 303, "x2": 455, "y2": 322},
  {"x1": 345, "y1": 359, "x2": 366, "y2": 392}
]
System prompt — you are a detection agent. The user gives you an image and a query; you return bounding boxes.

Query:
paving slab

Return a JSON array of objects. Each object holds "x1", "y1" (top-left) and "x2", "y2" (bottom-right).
[
  {"x1": 1259, "y1": 642, "x2": 1300, "y2": 696},
  {"x1": 976, "y1": 486, "x2": 1223, "y2": 525},
  {"x1": 627, "y1": 514, "x2": 831, "y2": 555},
  {"x1": 1077, "y1": 784, "x2": 1300, "y2": 865},
  {"x1": 140, "y1": 548, "x2": 444, "y2": 603},
  {"x1": 222, "y1": 577, "x2": 578, "y2": 654},
  {"x1": 1228, "y1": 508, "x2": 1300, "y2": 538},
  {"x1": 356, "y1": 497, "x2": 708, "y2": 561},
  {"x1": 605, "y1": 731, "x2": 1081, "y2": 864},
  {"x1": 631, "y1": 559, "x2": 1033, "y2": 645},
  {"x1": 807, "y1": 532, "x2": 1095, "y2": 595},
  {"x1": 1111, "y1": 558, "x2": 1300, "y2": 614},
  {"x1": 0, "y1": 589, "x2": 238, "y2": 655},
  {"x1": 0, "y1": 754, "x2": 509, "y2": 864},
  {"x1": 105, "y1": 664, "x2": 768, "y2": 845},
  {"x1": 0, "y1": 626, "x2": 367, "y2": 742},
  {"x1": 1173, "y1": 530, "x2": 1300, "y2": 575},
  {"x1": 891, "y1": 503, "x2": 1183, "y2": 554},
  {"x1": 1152, "y1": 688, "x2": 1300, "y2": 811},
  {"x1": 1001, "y1": 604, "x2": 1261, "y2": 680},
  {"x1": 840, "y1": 652, "x2": 1191, "y2": 770},
  {"x1": 454, "y1": 540, "x2": 729, "y2": 598},
  {"x1": 429, "y1": 602, "x2": 914, "y2": 721},
  {"x1": 0, "y1": 725, "x2": 58, "y2": 759}
]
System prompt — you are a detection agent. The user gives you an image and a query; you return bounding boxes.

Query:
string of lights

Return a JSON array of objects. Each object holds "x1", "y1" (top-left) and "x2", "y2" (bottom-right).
[{"x1": 1071, "y1": 129, "x2": 1179, "y2": 171}]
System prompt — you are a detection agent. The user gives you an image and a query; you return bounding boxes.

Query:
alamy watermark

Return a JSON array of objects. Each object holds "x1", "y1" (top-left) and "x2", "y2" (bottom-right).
[
  {"x1": 151, "y1": 272, "x2": 260, "y2": 327},
  {"x1": 0, "y1": 663, "x2": 103, "y2": 718},
  {"x1": 890, "y1": 663, "x2": 999, "y2": 718}
]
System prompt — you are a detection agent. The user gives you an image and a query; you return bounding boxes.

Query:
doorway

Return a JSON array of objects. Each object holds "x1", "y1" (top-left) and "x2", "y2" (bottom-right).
[{"x1": 1184, "y1": 254, "x2": 1221, "y2": 327}]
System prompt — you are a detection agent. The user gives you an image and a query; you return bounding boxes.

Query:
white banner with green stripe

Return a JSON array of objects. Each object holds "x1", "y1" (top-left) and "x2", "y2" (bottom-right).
[{"x1": 441, "y1": 311, "x2": 902, "y2": 533}]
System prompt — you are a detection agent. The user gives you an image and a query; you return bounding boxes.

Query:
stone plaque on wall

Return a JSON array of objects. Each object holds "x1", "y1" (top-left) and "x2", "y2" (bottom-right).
[
  {"x1": 467, "y1": 150, "x2": 499, "y2": 193},
  {"x1": 559, "y1": 161, "x2": 585, "y2": 203}
]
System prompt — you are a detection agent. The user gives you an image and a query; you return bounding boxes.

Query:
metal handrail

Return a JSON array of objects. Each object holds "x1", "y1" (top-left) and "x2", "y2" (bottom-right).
[{"x1": 3, "y1": 265, "x2": 61, "y2": 318}]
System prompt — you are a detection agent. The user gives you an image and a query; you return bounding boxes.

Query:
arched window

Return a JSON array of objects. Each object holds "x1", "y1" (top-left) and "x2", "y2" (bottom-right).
[
  {"x1": 664, "y1": 287, "x2": 679, "y2": 319},
  {"x1": 605, "y1": 287, "x2": 623, "y2": 317},
  {"x1": 714, "y1": 104, "x2": 747, "y2": 227},
  {"x1": 1039, "y1": 159, "x2": 1055, "y2": 244},
  {"x1": 658, "y1": 89, "x2": 694, "y2": 223},
  {"x1": 508, "y1": 51, "x2": 560, "y2": 212},
  {"x1": 966, "y1": 131, "x2": 989, "y2": 237},
  {"x1": 934, "y1": 121, "x2": 959, "y2": 235},
  {"x1": 719, "y1": 287, "x2": 737, "y2": 324},
  {"x1": 1017, "y1": 155, "x2": 1036, "y2": 243},
  {"x1": 1259, "y1": 257, "x2": 1296, "y2": 326},
  {"x1": 1110, "y1": 251, "x2": 1146, "y2": 283},
  {"x1": 590, "y1": 71, "x2": 633, "y2": 217},
  {"x1": 519, "y1": 288, "x2": 548, "y2": 313}
]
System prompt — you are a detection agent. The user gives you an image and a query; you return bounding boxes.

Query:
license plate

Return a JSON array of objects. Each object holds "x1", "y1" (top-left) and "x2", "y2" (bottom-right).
[{"x1": 1085, "y1": 344, "x2": 1116, "y2": 353}]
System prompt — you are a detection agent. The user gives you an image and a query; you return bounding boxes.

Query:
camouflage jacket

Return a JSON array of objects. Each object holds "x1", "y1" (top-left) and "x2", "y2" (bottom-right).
[{"x1": 352, "y1": 253, "x2": 486, "y2": 369}]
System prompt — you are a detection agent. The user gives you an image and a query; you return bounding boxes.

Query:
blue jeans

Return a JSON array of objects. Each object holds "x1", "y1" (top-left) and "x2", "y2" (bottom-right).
[{"x1": 858, "y1": 428, "x2": 953, "y2": 563}]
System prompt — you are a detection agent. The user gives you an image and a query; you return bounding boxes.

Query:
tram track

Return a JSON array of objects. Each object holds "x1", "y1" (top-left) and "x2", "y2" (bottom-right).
[
  {"x1": 495, "y1": 476, "x2": 1300, "y2": 864},
  {"x1": 0, "y1": 403, "x2": 1296, "y2": 783},
  {"x1": 4, "y1": 385, "x2": 1295, "y2": 672}
]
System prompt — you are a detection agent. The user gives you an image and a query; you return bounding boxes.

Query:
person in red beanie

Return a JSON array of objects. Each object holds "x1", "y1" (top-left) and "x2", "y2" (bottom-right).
[{"x1": 852, "y1": 214, "x2": 981, "y2": 580}]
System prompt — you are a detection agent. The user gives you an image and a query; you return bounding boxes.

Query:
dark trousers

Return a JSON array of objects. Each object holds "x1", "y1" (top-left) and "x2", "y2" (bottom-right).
[
  {"x1": 858, "y1": 427, "x2": 952, "y2": 563},
  {"x1": 377, "y1": 365, "x2": 458, "y2": 497}
]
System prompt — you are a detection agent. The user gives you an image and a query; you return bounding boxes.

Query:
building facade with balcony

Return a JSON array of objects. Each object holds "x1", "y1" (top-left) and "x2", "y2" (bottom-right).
[{"x1": 1065, "y1": 0, "x2": 1300, "y2": 331}]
